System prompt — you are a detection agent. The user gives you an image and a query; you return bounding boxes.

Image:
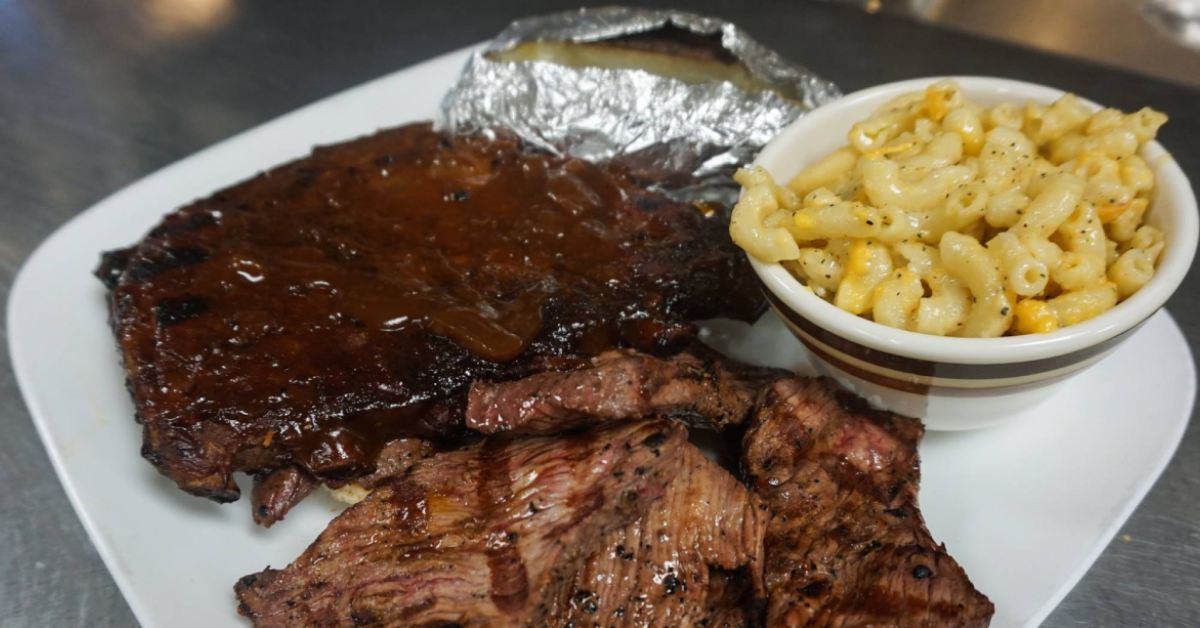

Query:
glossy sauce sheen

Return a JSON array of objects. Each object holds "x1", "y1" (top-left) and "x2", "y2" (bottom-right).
[{"x1": 99, "y1": 123, "x2": 763, "y2": 499}]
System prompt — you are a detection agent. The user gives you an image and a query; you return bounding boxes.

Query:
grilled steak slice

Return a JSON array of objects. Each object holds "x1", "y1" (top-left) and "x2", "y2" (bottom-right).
[
  {"x1": 235, "y1": 420, "x2": 686, "y2": 627},
  {"x1": 96, "y1": 122, "x2": 763, "y2": 507},
  {"x1": 743, "y1": 378, "x2": 994, "y2": 627},
  {"x1": 546, "y1": 444, "x2": 765, "y2": 627},
  {"x1": 352, "y1": 438, "x2": 436, "y2": 490},
  {"x1": 466, "y1": 345, "x2": 785, "y2": 434}
]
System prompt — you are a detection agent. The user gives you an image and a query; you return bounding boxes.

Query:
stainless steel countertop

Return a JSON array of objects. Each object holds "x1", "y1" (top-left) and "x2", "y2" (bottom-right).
[
  {"x1": 1, "y1": 1, "x2": 1197, "y2": 626},
  {"x1": 862, "y1": 0, "x2": 1200, "y2": 89}
]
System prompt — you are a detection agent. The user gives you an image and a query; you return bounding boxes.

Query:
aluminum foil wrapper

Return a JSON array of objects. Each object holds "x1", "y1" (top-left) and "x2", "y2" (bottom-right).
[{"x1": 438, "y1": 6, "x2": 841, "y2": 201}]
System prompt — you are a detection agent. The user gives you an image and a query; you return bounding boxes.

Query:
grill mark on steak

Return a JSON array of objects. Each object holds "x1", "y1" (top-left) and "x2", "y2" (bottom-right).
[
  {"x1": 466, "y1": 345, "x2": 786, "y2": 434},
  {"x1": 95, "y1": 122, "x2": 763, "y2": 513},
  {"x1": 234, "y1": 420, "x2": 686, "y2": 627},
  {"x1": 479, "y1": 437, "x2": 531, "y2": 613},
  {"x1": 742, "y1": 378, "x2": 994, "y2": 627}
]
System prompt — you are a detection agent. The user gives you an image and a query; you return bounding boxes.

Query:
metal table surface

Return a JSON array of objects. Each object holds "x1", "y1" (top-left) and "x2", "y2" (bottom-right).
[{"x1": 1, "y1": 1, "x2": 1196, "y2": 626}]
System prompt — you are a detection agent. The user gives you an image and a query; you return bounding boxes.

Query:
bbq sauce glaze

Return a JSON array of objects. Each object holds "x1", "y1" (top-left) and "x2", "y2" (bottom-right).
[{"x1": 99, "y1": 123, "x2": 763, "y2": 498}]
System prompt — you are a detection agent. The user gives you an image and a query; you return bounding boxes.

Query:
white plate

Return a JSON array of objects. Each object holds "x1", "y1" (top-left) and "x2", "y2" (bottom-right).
[{"x1": 7, "y1": 45, "x2": 1195, "y2": 628}]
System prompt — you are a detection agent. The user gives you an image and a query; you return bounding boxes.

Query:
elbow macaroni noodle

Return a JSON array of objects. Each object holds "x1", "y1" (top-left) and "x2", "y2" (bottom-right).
[{"x1": 732, "y1": 80, "x2": 1168, "y2": 336}]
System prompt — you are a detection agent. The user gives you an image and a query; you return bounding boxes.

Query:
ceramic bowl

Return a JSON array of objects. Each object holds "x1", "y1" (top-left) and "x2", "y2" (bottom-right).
[{"x1": 750, "y1": 76, "x2": 1198, "y2": 429}]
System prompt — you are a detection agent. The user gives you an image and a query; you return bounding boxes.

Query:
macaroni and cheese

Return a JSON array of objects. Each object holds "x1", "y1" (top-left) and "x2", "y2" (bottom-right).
[{"x1": 731, "y1": 80, "x2": 1168, "y2": 337}]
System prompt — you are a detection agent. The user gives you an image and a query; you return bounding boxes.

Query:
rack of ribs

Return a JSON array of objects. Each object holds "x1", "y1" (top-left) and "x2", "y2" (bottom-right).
[{"x1": 95, "y1": 122, "x2": 763, "y2": 520}]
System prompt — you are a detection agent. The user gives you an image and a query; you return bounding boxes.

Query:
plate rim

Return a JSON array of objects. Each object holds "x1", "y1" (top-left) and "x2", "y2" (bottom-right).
[{"x1": 1023, "y1": 319, "x2": 1195, "y2": 627}]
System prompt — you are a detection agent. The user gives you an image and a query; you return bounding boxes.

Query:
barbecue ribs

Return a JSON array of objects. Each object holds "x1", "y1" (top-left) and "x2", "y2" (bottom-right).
[{"x1": 95, "y1": 123, "x2": 763, "y2": 510}]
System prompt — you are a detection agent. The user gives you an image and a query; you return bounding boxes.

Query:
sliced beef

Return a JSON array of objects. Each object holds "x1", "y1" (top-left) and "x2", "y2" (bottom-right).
[
  {"x1": 235, "y1": 420, "x2": 686, "y2": 627},
  {"x1": 97, "y1": 122, "x2": 764, "y2": 510},
  {"x1": 546, "y1": 444, "x2": 766, "y2": 627},
  {"x1": 743, "y1": 378, "x2": 994, "y2": 627},
  {"x1": 466, "y1": 345, "x2": 785, "y2": 434},
  {"x1": 352, "y1": 438, "x2": 436, "y2": 489}
]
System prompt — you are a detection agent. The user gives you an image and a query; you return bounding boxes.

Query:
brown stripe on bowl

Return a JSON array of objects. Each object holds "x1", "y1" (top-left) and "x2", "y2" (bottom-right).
[{"x1": 764, "y1": 292, "x2": 1141, "y2": 389}]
